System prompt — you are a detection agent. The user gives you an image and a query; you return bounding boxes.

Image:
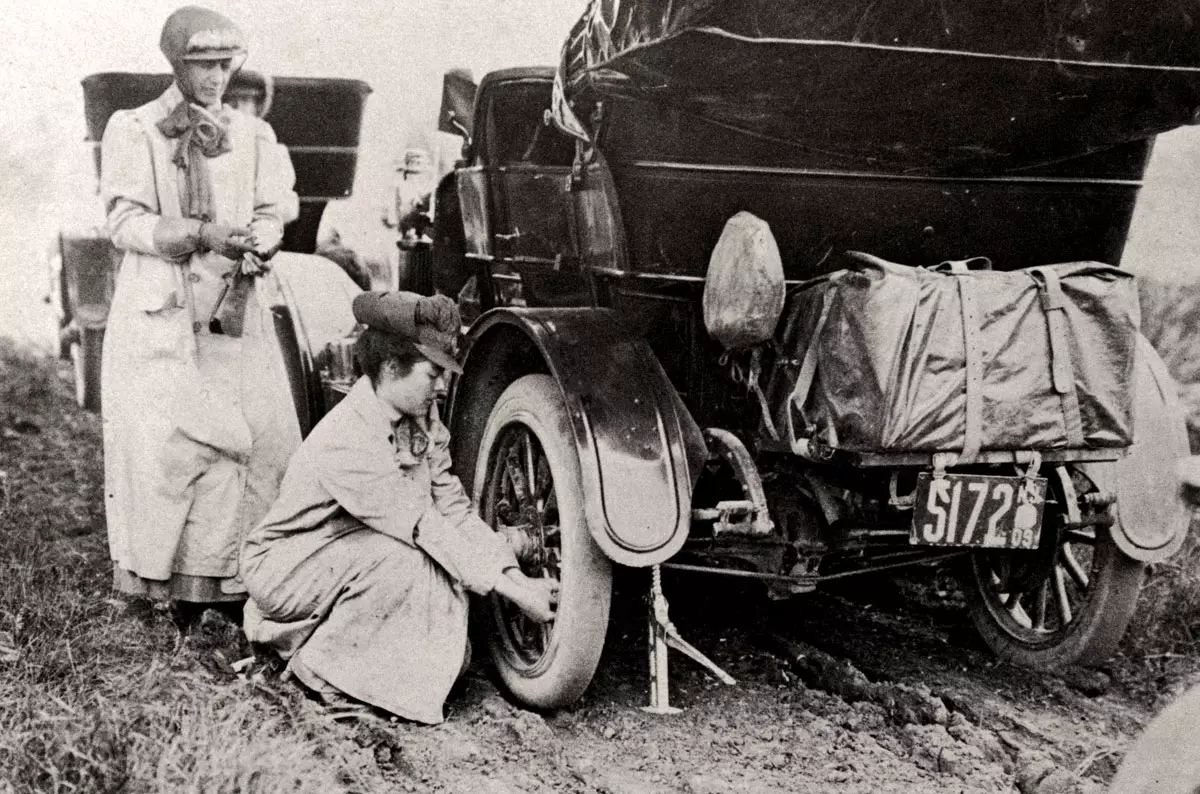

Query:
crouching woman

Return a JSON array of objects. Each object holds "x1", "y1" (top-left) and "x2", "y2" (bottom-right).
[{"x1": 241, "y1": 291, "x2": 555, "y2": 723}]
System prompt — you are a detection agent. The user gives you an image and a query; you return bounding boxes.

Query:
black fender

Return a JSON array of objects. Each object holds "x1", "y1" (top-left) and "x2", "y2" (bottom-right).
[
  {"x1": 270, "y1": 252, "x2": 365, "y2": 438},
  {"x1": 447, "y1": 307, "x2": 706, "y2": 567},
  {"x1": 1080, "y1": 334, "x2": 1190, "y2": 562}
]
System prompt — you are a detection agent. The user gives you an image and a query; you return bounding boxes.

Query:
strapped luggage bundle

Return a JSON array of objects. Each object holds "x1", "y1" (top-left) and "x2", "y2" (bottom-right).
[{"x1": 773, "y1": 252, "x2": 1140, "y2": 461}]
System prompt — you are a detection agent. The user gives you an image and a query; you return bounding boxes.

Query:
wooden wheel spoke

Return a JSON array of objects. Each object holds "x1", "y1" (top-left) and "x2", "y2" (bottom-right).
[
  {"x1": 1063, "y1": 529, "x2": 1096, "y2": 545},
  {"x1": 522, "y1": 433, "x2": 538, "y2": 505},
  {"x1": 1061, "y1": 546, "x2": 1090, "y2": 590},
  {"x1": 989, "y1": 569, "x2": 1006, "y2": 592},
  {"x1": 991, "y1": 568, "x2": 1026, "y2": 600},
  {"x1": 1007, "y1": 599, "x2": 1033, "y2": 629},
  {"x1": 510, "y1": 611, "x2": 530, "y2": 645},
  {"x1": 510, "y1": 609, "x2": 545, "y2": 653},
  {"x1": 997, "y1": 588, "x2": 1033, "y2": 628},
  {"x1": 544, "y1": 547, "x2": 562, "y2": 580},
  {"x1": 1052, "y1": 566, "x2": 1074, "y2": 627},
  {"x1": 534, "y1": 457, "x2": 553, "y2": 510},
  {"x1": 987, "y1": 562, "x2": 1025, "y2": 626},
  {"x1": 503, "y1": 438, "x2": 532, "y2": 505},
  {"x1": 1034, "y1": 580, "x2": 1050, "y2": 631}
]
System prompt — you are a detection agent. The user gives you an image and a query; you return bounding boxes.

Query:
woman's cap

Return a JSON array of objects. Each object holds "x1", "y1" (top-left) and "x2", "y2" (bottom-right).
[{"x1": 352, "y1": 291, "x2": 464, "y2": 374}]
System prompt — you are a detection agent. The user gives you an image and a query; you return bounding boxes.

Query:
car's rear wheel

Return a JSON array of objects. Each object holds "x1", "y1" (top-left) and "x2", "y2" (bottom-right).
[
  {"x1": 961, "y1": 465, "x2": 1144, "y2": 669},
  {"x1": 474, "y1": 374, "x2": 612, "y2": 709}
]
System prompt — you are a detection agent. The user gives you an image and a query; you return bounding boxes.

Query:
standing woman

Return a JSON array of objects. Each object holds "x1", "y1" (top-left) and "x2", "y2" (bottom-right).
[{"x1": 101, "y1": 6, "x2": 300, "y2": 611}]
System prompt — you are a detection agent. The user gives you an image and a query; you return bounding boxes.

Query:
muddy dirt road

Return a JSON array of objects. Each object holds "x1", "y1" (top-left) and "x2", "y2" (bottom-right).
[{"x1": 273, "y1": 568, "x2": 1152, "y2": 794}]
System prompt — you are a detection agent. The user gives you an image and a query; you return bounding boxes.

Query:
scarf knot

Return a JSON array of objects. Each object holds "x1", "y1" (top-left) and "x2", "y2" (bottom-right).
[{"x1": 156, "y1": 102, "x2": 231, "y2": 222}]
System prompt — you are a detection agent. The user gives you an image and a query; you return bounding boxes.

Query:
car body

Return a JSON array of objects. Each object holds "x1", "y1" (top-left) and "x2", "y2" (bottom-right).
[{"x1": 415, "y1": 11, "x2": 1198, "y2": 708}]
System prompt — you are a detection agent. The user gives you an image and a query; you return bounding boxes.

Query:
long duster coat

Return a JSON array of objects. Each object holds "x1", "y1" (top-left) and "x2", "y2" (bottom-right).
[
  {"x1": 100, "y1": 83, "x2": 300, "y2": 602},
  {"x1": 242, "y1": 376, "x2": 519, "y2": 724}
]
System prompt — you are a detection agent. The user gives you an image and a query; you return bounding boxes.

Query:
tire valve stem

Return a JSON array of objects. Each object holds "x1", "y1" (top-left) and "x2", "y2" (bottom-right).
[{"x1": 641, "y1": 564, "x2": 736, "y2": 715}]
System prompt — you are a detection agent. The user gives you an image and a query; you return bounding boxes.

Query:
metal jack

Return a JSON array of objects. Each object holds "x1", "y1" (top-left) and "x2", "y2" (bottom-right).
[{"x1": 641, "y1": 565, "x2": 736, "y2": 714}]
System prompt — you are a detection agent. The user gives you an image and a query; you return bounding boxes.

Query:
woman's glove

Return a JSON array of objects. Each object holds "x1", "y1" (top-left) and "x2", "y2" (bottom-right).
[
  {"x1": 199, "y1": 222, "x2": 254, "y2": 259},
  {"x1": 251, "y1": 237, "x2": 283, "y2": 261},
  {"x1": 248, "y1": 219, "x2": 285, "y2": 262},
  {"x1": 240, "y1": 252, "x2": 270, "y2": 276}
]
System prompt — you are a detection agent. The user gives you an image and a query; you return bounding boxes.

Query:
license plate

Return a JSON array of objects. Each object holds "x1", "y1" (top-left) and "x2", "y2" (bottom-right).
[{"x1": 910, "y1": 473, "x2": 1047, "y2": 550}]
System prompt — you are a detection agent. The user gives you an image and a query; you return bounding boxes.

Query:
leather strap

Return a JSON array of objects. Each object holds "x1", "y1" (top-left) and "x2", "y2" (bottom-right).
[
  {"x1": 209, "y1": 269, "x2": 253, "y2": 337},
  {"x1": 1032, "y1": 267, "x2": 1085, "y2": 447},
  {"x1": 748, "y1": 346, "x2": 780, "y2": 441},
  {"x1": 955, "y1": 275, "x2": 984, "y2": 462},
  {"x1": 786, "y1": 289, "x2": 834, "y2": 453},
  {"x1": 182, "y1": 262, "x2": 199, "y2": 335},
  {"x1": 934, "y1": 256, "x2": 992, "y2": 273}
]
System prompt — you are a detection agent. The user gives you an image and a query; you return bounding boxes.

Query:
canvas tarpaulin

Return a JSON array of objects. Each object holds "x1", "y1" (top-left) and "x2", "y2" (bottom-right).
[{"x1": 773, "y1": 253, "x2": 1139, "y2": 457}]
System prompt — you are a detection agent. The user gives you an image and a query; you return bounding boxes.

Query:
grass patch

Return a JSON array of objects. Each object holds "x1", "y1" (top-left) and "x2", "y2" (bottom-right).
[
  {"x1": 1115, "y1": 530, "x2": 1200, "y2": 700},
  {"x1": 0, "y1": 340, "x2": 388, "y2": 793},
  {"x1": 0, "y1": 673, "x2": 375, "y2": 794},
  {"x1": 0, "y1": 339, "x2": 57, "y2": 422}
]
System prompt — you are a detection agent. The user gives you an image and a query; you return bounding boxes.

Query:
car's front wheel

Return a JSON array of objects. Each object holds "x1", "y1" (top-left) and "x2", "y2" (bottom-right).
[{"x1": 474, "y1": 374, "x2": 612, "y2": 709}]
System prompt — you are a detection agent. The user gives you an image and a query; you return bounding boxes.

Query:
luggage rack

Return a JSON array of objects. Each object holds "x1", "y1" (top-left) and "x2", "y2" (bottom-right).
[{"x1": 792, "y1": 438, "x2": 1126, "y2": 468}]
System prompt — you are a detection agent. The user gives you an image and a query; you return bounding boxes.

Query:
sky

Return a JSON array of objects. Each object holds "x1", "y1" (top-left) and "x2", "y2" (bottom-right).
[
  {"x1": 2, "y1": 1, "x2": 1200, "y2": 349},
  {"x1": 0, "y1": 0, "x2": 585, "y2": 347}
]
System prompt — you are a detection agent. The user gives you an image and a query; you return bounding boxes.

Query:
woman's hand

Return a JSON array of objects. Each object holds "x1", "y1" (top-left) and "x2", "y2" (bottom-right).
[
  {"x1": 493, "y1": 569, "x2": 559, "y2": 623},
  {"x1": 199, "y1": 222, "x2": 254, "y2": 259},
  {"x1": 240, "y1": 252, "x2": 271, "y2": 276},
  {"x1": 250, "y1": 234, "x2": 283, "y2": 261}
]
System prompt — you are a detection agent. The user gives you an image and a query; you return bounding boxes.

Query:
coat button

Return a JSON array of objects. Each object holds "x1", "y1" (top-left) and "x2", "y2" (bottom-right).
[
  {"x1": 188, "y1": 272, "x2": 201, "y2": 283},
  {"x1": 193, "y1": 321, "x2": 203, "y2": 333}
]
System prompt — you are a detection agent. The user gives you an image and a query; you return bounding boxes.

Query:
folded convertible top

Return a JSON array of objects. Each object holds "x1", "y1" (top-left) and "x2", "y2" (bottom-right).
[{"x1": 554, "y1": 0, "x2": 1200, "y2": 173}]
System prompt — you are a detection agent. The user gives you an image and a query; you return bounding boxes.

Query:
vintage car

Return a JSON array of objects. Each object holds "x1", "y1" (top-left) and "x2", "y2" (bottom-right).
[
  {"x1": 397, "y1": 1, "x2": 1200, "y2": 711},
  {"x1": 56, "y1": 70, "x2": 371, "y2": 411}
]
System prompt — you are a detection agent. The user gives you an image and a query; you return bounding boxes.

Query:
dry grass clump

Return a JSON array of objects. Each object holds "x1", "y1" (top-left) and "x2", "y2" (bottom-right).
[
  {"x1": 0, "y1": 339, "x2": 56, "y2": 421},
  {"x1": 2, "y1": 678, "x2": 363, "y2": 793},
  {"x1": 1118, "y1": 530, "x2": 1200, "y2": 697},
  {"x1": 0, "y1": 665, "x2": 376, "y2": 794},
  {"x1": 0, "y1": 340, "x2": 383, "y2": 793}
]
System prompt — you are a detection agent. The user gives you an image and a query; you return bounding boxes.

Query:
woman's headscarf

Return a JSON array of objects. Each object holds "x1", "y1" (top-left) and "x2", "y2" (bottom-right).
[
  {"x1": 156, "y1": 6, "x2": 248, "y2": 222},
  {"x1": 159, "y1": 6, "x2": 246, "y2": 65}
]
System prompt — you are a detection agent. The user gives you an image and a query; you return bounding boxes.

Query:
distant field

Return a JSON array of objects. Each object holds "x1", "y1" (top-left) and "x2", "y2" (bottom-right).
[{"x1": 1122, "y1": 126, "x2": 1200, "y2": 284}]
